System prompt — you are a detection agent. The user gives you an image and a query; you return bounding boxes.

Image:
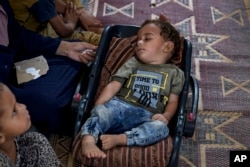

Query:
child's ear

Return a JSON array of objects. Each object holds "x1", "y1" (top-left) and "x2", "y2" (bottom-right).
[
  {"x1": 163, "y1": 41, "x2": 174, "y2": 53},
  {"x1": 0, "y1": 133, "x2": 6, "y2": 144}
]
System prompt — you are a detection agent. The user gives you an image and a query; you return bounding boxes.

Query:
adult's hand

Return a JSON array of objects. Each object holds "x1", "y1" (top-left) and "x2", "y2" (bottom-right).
[{"x1": 56, "y1": 41, "x2": 97, "y2": 64}]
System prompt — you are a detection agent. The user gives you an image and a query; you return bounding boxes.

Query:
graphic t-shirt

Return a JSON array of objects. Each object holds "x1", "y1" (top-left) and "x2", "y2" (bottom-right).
[{"x1": 111, "y1": 57, "x2": 185, "y2": 114}]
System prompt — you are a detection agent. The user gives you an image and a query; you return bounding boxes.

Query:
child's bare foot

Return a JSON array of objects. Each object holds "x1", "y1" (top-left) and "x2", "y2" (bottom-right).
[
  {"x1": 100, "y1": 134, "x2": 127, "y2": 150},
  {"x1": 81, "y1": 135, "x2": 106, "y2": 158}
]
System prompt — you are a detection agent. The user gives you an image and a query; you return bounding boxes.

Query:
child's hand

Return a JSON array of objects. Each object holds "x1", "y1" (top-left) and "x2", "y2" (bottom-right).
[
  {"x1": 78, "y1": 9, "x2": 103, "y2": 34},
  {"x1": 152, "y1": 114, "x2": 169, "y2": 125},
  {"x1": 63, "y1": 2, "x2": 79, "y2": 29},
  {"x1": 80, "y1": 49, "x2": 96, "y2": 65}
]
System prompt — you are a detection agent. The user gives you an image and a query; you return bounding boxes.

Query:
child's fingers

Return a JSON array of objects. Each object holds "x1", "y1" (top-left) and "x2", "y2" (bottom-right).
[{"x1": 79, "y1": 49, "x2": 96, "y2": 64}]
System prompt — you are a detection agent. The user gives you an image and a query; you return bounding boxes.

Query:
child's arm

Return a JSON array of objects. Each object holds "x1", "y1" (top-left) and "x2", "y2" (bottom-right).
[
  {"x1": 55, "y1": 0, "x2": 103, "y2": 33},
  {"x1": 152, "y1": 93, "x2": 179, "y2": 124},
  {"x1": 78, "y1": 8, "x2": 103, "y2": 33},
  {"x1": 55, "y1": 0, "x2": 66, "y2": 14},
  {"x1": 49, "y1": 2, "x2": 79, "y2": 37},
  {"x1": 95, "y1": 80, "x2": 122, "y2": 105}
]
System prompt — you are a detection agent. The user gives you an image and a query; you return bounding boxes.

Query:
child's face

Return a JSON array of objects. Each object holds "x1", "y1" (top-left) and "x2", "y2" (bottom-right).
[
  {"x1": 135, "y1": 23, "x2": 173, "y2": 64},
  {"x1": 0, "y1": 84, "x2": 31, "y2": 139}
]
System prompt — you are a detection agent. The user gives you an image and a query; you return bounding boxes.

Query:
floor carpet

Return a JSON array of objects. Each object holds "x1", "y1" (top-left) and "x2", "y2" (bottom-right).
[{"x1": 50, "y1": 0, "x2": 250, "y2": 166}]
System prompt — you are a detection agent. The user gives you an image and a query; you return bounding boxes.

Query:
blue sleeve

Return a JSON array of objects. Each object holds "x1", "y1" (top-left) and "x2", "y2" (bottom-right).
[
  {"x1": 16, "y1": 27, "x2": 61, "y2": 58},
  {"x1": 30, "y1": 0, "x2": 57, "y2": 22}
]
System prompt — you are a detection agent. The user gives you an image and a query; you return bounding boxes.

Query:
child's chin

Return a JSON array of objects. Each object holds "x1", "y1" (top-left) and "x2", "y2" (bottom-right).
[{"x1": 26, "y1": 121, "x2": 32, "y2": 130}]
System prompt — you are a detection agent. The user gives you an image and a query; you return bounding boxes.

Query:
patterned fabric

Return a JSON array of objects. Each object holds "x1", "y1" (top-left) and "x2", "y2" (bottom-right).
[
  {"x1": 72, "y1": 133, "x2": 173, "y2": 167},
  {"x1": 0, "y1": 132, "x2": 60, "y2": 167}
]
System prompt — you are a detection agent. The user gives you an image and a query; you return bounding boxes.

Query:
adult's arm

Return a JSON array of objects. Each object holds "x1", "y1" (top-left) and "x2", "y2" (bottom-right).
[
  {"x1": 13, "y1": 27, "x2": 97, "y2": 63},
  {"x1": 15, "y1": 27, "x2": 61, "y2": 57}
]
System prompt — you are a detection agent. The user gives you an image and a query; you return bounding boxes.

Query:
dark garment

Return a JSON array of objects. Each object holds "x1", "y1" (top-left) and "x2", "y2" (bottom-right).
[
  {"x1": 10, "y1": 55, "x2": 82, "y2": 133},
  {"x1": 9, "y1": 0, "x2": 57, "y2": 32},
  {"x1": 0, "y1": 0, "x2": 82, "y2": 133},
  {"x1": 0, "y1": 45, "x2": 14, "y2": 83},
  {"x1": 30, "y1": 0, "x2": 57, "y2": 23}
]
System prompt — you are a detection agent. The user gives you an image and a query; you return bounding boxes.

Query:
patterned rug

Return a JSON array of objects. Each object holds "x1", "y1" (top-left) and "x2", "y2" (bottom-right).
[{"x1": 50, "y1": 0, "x2": 250, "y2": 166}]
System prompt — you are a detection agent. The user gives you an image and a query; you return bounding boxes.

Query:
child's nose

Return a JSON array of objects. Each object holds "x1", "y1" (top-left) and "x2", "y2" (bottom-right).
[
  {"x1": 19, "y1": 103, "x2": 27, "y2": 110},
  {"x1": 137, "y1": 40, "x2": 143, "y2": 45}
]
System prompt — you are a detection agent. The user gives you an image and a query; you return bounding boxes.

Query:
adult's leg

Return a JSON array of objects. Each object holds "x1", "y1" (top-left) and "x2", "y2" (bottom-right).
[{"x1": 11, "y1": 55, "x2": 83, "y2": 134}]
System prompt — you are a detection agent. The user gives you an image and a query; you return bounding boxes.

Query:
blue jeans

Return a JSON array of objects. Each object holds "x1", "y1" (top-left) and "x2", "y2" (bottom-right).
[{"x1": 81, "y1": 97, "x2": 169, "y2": 146}]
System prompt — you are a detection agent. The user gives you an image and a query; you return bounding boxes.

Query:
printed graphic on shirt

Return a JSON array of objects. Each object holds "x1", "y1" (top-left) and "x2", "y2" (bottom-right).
[{"x1": 125, "y1": 70, "x2": 169, "y2": 109}]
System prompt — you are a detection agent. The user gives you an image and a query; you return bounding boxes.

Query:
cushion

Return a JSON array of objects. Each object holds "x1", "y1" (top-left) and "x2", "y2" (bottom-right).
[
  {"x1": 94, "y1": 35, "x2": 137, "y2": 101},
  {"x1": 72, "y1": 133, "x2": 173, "y2": 167}
]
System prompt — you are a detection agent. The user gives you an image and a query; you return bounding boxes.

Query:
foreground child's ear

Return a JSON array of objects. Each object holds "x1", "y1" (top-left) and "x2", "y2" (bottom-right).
[
  {"x1": 0, "y1": 133, "x2": 6, "y2": 144},
  {"x1": 163, "y1": 41, "x2": 174, "y2": 53}
]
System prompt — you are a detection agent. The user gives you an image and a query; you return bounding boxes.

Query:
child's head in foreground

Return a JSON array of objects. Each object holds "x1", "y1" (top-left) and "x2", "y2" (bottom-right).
[
  {"x1": 135, "y1": 19, "x2": 181, "y2": 64},
  {"x1": 0, "y1": 82, "x2": 31, "y2": 143}
]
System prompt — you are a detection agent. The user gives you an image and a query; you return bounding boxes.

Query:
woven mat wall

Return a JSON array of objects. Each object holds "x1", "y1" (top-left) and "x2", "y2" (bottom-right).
[{"x1": 50, "y1": 0, "x2": 250, "y2": 166}]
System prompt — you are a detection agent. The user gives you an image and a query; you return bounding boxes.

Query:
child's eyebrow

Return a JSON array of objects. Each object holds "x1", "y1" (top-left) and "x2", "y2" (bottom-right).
[
  {"x1": 138, "y1": 32, "x2": 154, "y2": 38},
  {"x1": 144, "y1": 32, "x2": 154, "y2": 36}
]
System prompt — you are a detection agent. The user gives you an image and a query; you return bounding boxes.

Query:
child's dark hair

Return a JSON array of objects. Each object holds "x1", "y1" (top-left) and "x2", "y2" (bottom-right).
[{"x1": 140, "y1": 19, "x2": 181, "y2": 63}]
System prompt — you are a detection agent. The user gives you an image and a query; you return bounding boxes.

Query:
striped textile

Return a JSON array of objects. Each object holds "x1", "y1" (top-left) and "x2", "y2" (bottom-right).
[{"x1": 72, "y1": 133, "x2": 173, "y2": 167}]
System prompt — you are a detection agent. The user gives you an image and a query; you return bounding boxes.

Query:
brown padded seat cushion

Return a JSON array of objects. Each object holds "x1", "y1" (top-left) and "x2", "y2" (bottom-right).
[
  {"x1": 72, "y1": 133, "x2": 173, "y2": 167},
  {"x1": 72, "y1": 35, "x2": 183, "y2": 167}
]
